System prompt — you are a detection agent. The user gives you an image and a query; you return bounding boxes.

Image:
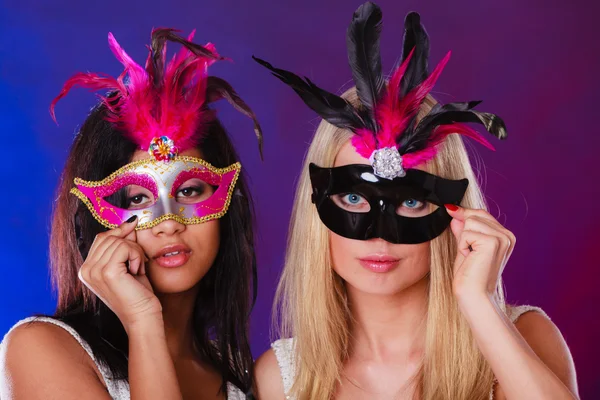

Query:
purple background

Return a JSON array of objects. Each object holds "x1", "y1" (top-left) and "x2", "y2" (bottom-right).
[{"x1": 1, "y1": 0, "x2": 598, "y2": 397}]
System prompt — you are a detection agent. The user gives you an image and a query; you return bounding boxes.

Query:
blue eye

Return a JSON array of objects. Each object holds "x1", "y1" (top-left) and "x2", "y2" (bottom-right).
[
  {"x1": 402, "y1": 199, "x2": 422, "y2": 208},
  {"x1": 345, "y1": 193, "x2": 363, "y2": 204},
  {"x1": 331, "y1": 193, "x2": 370, "y2": 212}
]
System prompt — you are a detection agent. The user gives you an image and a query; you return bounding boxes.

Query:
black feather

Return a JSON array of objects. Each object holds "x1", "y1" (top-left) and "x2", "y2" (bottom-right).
[
  {"x1": 398, "y1": 12, "x2": 430, "y2": 97},
  {"x1": 252, "y1": 56, "x2": 368, "y2": 132},
  {"x1": 148, "y1": 28, "x2": 223, "y2": 88},
  {"x1": 398, "y1": 101, "x2": 507, "y2": 153},
  {"x1": 205, "y1": 76, "x2": 264, "y2": 160},
  {"x1": 346, "y1": 2, "x2": 385, "y2": 120}
]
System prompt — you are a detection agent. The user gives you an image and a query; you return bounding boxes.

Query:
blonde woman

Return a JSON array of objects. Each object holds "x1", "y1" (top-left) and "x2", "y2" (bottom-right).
[{"x1": 252, "y1": 3, "x2": 578, "y2": 400}]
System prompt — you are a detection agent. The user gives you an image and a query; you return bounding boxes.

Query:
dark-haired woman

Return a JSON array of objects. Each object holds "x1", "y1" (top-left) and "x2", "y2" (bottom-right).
[{"x1": 0, "y1": 29, "x2": 262, "y2": 399}]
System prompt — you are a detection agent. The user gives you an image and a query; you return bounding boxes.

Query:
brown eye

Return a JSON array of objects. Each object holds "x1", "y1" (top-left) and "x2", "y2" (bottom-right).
[
  {"x1": 174, "y1": 178, "x2": 214, "y2": 204},
  {"x1": 176, "y1": 186, "x2": 202, "y2": 198},
  {"x1": 130, "y1": 195, "x2": 146, "y2": 204},
  {"x1": 123, "y1": 185, "x2": 155, "y2": 210}
]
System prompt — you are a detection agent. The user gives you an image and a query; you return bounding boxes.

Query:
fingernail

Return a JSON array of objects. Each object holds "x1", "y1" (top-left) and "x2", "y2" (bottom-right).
[
  {"x1": 126, "y1": 215, "x2": 138, "y2": 223},
  {"x1": 444, "y1": 204, "x2": 459, "y2": 212}
]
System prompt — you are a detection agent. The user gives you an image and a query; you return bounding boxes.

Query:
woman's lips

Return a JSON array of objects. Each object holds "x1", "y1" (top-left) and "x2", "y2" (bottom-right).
[
  {"x1": 153, "y1": 244, "x2": 192, "y2": 268},
  {"x1": 358, "y1": 254, "x2": 401, "y2": 273}
]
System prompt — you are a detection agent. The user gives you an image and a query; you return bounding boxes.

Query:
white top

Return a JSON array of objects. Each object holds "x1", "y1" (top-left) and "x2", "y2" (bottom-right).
[
  {"x1": 272, "y1": 305, "x2": 549, "y2": 400},
  {"x1": 0, "y1": 316, "x2": 246, "y2": 399}
]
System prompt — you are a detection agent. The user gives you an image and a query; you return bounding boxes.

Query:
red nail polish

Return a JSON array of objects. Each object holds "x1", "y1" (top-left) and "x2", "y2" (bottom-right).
[{"x1": 444, "y1": 204, "x2": 458, "y2": 211}]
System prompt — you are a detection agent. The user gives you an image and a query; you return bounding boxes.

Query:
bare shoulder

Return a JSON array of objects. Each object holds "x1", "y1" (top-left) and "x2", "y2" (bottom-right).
[
  {"x1": 514, "y1": 310, "x2": 579, "y2": 395},
  {"x1": 0, "y1": 321, "x2": 110, "y2": 399},
  {"x1": 254, "y1": 348, "x2": 286, "y2": 400}
]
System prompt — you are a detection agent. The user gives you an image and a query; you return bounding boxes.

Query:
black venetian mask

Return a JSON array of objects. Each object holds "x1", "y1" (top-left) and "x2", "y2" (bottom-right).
[{"x1": 309, "y1": 163, "x2": 468, "y2": 244}]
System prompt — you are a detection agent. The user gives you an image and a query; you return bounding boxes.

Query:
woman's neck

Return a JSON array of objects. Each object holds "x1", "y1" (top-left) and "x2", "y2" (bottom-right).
[
  {"x1": 156, "y1": 286, "x2": 199, "y2": 359},
  {"x1": 347, "y1": 275, "x2": 429, "y2": 363}
]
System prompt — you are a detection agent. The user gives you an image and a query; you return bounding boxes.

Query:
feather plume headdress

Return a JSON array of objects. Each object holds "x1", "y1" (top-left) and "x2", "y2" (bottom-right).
[
  {"x1": 254, "y1": 2, "x2": 505, "y2": 178},
  {"x1": 52, "y1": 28, "x2": 263, "y2": 161}
]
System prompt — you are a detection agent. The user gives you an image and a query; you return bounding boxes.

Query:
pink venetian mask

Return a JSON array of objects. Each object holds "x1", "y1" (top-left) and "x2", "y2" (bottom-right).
[
  {"x1": 71, "y1": 156, "x2": 240, "y2": 230},
  {"x1": 51, "y1": 30, "x2": 262, "y2": 230}
]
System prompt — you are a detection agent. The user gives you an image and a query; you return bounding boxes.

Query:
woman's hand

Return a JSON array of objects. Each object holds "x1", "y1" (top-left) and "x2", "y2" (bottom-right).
[
  {"x1": 444, "y1": 205, "x2": 579, "y2": 399},
  {"x1": 444, "y1": 204, "x2": 516, "y2": 302},
  {"x1": 78, "y1": 216, "x2": 161, "y2": 332}
]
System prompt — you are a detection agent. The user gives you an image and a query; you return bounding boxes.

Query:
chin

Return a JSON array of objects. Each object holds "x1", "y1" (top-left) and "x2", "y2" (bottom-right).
[
  {"x1": 147, "y1": 264, "x2": 210, "y2": 294},
  {"x1": 337, "y1": 265, "x2": 429, "y2": 297},
  {"x1": 346, "y1": 277, "x2": 415, "y2": 296}
]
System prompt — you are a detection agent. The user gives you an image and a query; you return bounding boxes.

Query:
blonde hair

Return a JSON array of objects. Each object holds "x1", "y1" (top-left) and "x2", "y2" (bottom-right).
[{"x1": 274, "y1": 88, "x2": 506, "y2": 399}]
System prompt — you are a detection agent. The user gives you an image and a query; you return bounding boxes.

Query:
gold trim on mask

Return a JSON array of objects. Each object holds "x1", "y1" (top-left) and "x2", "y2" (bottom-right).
[{"x1": 70, "y1": 156, "x2": 241, "y2": 230}]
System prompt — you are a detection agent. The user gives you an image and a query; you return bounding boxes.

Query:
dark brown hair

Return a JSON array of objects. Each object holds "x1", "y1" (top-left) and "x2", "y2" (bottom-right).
[{"x1": 49, "y1": 102, "x2": 256, "y2": 394}]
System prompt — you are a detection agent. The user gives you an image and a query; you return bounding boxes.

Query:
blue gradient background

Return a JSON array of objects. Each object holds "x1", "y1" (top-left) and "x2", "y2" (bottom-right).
[{"x1": 1, "y1": 0, "x2": 598, "y2": 397}]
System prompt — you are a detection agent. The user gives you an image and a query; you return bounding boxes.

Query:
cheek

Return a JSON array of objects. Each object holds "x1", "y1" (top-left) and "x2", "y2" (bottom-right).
[
  {"x1": 134, "y1": 229, "x2": 154, "y2": 253},
  {"x1": 329, "y1": 232, "x2": 359, "y2": 273},
  {"x1": 403, "y1": 242, "x2": 431, "y2": 274},
  {"x1": 186, "y1": 220, "x2": 220, "y2": 258}
]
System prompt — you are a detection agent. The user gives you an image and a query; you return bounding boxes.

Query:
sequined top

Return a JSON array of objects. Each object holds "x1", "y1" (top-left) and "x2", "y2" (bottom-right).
[
  {"x1": 0, "y1": 317, "x2": 246, "y2": 399},
  {"x1": 271, "y1": 305, "x2": 548, "y2": 400}
]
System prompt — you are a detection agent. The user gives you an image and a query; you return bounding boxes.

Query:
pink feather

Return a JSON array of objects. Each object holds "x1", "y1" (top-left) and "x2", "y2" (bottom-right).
[
  {"x1": 351, "y1": 128, "x2": 378, "y2": 158},
  {"x1": 375, "y1": 51, "x2": 451, "y2": 149},
  {"x1": 50, "y1": 72, "x2": 123, "y2": 123},
  {"x1": 107, "y1": 33, "x2": 147, "y2": 90},
  {"x1": 386, "y1": 48, "x2": 414, "y2": 108},
  {"x1": 402, "y1": 123, "x2": 495, "y2": 168},
  {"x1": 51, "y1": 30, "x2": 222, "y2": 153},
  {"x1": 429, "y1": 123, "x2": 495, "y2": 151},
  {"x1": 375, "y1": 49, "x2": 414, "y2": 148},
  {"x1": 402, "y1": 147, "x2": 439, "y2": 169}
]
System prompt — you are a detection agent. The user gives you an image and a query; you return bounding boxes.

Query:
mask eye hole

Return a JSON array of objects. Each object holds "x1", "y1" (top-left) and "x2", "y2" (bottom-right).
[
  {"x1": 102, "y1": 185, "x2": 156, "y2": 210},
  {"x1": 395, "y1": 198, "x2": 438, "y2": 217},
  {"x1": 174, "y1": 178, "x2": 215, "y2": 205},
  {"x1": 330, "y1": 193, "x2": 371, "y2": 213},
  {"x1": 94, "y1": 172, "x2": 159, "y2": 210},
  {"x1": 124, "y1": 185, "x2": 156, "y2": 210}
]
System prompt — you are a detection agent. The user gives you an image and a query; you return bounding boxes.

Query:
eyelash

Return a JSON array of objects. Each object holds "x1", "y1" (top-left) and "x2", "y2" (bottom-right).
[
  {"x1": 401, "y1": 199, "x2": 425, "y2": 209},
  {"x1": 124, "y1": 185, "x2": 205, "y2": 207},
  {"x1": 126, "y1": 193, "x2": 150, "y2": 208},
  {"x1": 338, "y1": 193, "x2": 368, "y2": 209},
  {"x1": 176, "y1": 185, "x2": 204, "y2": 197},
  {"x1": 339, "y1": 195, "x2": 425, "y2": 207}
]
